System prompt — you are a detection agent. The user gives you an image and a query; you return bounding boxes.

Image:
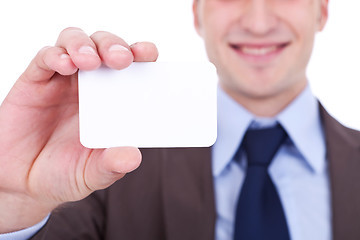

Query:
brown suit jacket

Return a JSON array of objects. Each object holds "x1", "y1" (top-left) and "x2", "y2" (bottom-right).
[{"x1": 32, "y1": 105, "x2": 360, "y2": 240}]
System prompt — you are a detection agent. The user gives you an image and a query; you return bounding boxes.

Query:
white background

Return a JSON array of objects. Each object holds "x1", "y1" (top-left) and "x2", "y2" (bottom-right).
[{"x1": 0, "y1": 0, "x2": 359, "y2": 130}]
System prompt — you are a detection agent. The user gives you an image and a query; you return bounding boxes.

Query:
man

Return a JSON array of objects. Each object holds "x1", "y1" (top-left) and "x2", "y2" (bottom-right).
[{"x1": 0, "y1": 0, "x2": 359, "y2": 239}]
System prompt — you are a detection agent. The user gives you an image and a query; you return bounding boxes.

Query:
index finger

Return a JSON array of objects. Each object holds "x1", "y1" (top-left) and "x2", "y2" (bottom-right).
[{"x1": 56, "y1": 27, "x2": 101, "y2": 71}]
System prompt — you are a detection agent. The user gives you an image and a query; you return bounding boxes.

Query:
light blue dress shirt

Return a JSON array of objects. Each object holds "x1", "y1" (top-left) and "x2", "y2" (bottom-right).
[
  {"x1": 212, "y1": 85, "x2": 331, "y2": 240},
  {"x1": 1, "y1": 85, "x2": 331, "y2": 240},
  {"x1": 0, "y1": 215, "x2": 49, "y2": 240}
]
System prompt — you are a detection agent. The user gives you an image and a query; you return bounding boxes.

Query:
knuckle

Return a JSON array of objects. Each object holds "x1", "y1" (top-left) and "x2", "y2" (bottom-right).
[
  {"x1": 37, "y1": 46, "x2": 53, "y2": 58},
  {"x1": 91, "y1": 31, "x2": 125, "y2": 44},
  {"x1": 91, "y1": 30, "x2": 108, "y2": 37},
  {"x1": 57, "y1": 27, "x2": 87, "y2": 45},
  {"x1": 60, "y1": 27, "x2": 83, "y2": 35},
  {"x1": 39, "y1": 46, "x2": 52, "y2": 53}
]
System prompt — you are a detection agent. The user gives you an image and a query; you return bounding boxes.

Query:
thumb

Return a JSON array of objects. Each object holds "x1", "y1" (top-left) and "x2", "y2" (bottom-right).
[{"x1": 84, "y1": 147, "x2": 142, "y2": 191}]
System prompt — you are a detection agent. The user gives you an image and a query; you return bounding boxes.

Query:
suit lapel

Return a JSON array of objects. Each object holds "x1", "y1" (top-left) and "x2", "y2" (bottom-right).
[
  {"x1": 320, "y1": 104, "x2": 360, "y2": 239},
  {"x1": 161, "y1": 147, "x2": 216, "y2": 240},
  {"x1": 159, "y1": 105, "x2": 360, "y2": 240}
]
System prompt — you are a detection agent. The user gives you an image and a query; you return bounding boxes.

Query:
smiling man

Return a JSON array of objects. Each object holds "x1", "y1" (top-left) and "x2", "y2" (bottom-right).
[
  {"x1": 195, "y1": 0, "x2": 325, "y2": 116},
  {"x1": 0, "y1": 0, "x2": 360, "y2": 240}
]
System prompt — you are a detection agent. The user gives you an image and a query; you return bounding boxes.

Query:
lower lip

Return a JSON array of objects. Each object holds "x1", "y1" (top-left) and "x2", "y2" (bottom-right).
[{"x1": 231, "y1": 45, "x2": 287, "y2": 65}]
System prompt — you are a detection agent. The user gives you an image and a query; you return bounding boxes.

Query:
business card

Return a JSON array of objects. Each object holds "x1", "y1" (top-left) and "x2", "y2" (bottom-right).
[{"x1": 78, "y1": 62, "x2": 218, "y2": 148}]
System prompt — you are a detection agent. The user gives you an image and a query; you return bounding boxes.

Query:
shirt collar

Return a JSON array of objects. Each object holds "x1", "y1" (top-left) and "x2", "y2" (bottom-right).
[
  {"x1": 277, "y1": 85, "x2": 326, "y2": 174},
  {"x1": 212, "y1": 86, "x2": 253, "y2": 176},
  {"x1": 212, "y1": 84, "x2": 326, "y2": 177}
]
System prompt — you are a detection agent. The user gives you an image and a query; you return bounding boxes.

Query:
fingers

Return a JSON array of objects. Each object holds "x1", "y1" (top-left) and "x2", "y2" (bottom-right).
[
  {"x1": 84, "y1": 147, "x2": 142, "y2": 191},
  {"x1": 56, "y1": 27, "x2": 102, "y2": 70},
  {"x1": 90, "y1": 32, "x2": 158, "y2": 68},
  {"x1": 21, "y1": 46, "x2": 78, "y2": 83},
  {"x1": 130, "y1": 42, "x2": 159, "y2": 62},
  {"x1": 55, "y1": 28, "x2": 158, "y2": 70},
  {"x1": 21, "y1": 27, "x2": 159, "y2": 84},
  {"x1": 21, "y1": 27, "x2": 100, "y2": 83},
  {"x1": 90, "y1": 31, "x2": 134, "y2": 70}
]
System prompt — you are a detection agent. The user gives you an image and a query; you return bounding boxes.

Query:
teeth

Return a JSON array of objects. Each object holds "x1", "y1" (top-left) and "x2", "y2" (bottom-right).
[{"x1": 241, "y1": 46, "x2": 278, "y2": 56}]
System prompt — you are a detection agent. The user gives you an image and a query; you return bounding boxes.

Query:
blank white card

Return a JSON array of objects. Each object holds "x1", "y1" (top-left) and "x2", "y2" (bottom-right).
[{"x1": 78, "y1": 62, "x2": 218, "y2": 148}]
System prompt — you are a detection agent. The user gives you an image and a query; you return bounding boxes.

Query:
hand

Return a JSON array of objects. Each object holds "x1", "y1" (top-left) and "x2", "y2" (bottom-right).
[{"x1": 0, "y1": 27, "x2": 158, "y2": 233}]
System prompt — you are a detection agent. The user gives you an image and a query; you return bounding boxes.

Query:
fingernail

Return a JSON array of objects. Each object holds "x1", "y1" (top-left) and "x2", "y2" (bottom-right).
[
  {"x1": 78, "y1": 46, "x2": 97, "y2": 55},
  {"x1": 109, "y1": 44, "x2": 130, "y2": 53},
  {"x1": 60, "y1": 53, "x2": 70, "y2": 59}
]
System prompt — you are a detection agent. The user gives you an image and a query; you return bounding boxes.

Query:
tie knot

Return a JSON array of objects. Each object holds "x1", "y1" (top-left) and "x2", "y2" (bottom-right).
[{"x1": 243, "y1": 124, "x2": 287, "y2": 167}]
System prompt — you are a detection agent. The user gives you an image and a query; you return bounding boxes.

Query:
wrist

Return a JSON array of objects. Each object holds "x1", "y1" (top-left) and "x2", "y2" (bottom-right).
[{"x1": 0, "y1": 192, "x2": 55, "y2": 233}]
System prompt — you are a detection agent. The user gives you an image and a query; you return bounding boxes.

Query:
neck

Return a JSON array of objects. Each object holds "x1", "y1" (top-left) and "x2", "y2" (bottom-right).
[{"x1": 221, "y1": 81, "x2": 307, "y2": 117}]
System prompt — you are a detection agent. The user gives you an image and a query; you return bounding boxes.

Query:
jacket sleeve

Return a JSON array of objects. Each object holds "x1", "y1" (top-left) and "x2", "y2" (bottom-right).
[
  {"x1": 30, "y1": 190, "x2": 107, "y2": 240},
  {"x1": 29, "y1": 148, "x2": 166, "y2": 240}
]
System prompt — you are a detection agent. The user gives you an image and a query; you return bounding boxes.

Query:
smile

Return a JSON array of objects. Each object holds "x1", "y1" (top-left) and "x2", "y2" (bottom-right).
[
  {"x1": 242, "y1": 45, "x2": 278, "y2": 55},
  {"x1": 229, "y1": 43, "x2": 289, "y2": 61}
]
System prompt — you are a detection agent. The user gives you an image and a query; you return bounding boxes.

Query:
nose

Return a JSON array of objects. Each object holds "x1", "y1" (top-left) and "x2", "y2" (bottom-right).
[{"x1": 241, "y1": 0, "x2": 278, "y2": 36}]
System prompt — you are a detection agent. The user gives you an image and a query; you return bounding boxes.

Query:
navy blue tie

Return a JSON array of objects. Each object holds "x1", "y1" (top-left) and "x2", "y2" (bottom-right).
[{"x1": 234, "y1": 124, "x2": 290, "y2": 240}]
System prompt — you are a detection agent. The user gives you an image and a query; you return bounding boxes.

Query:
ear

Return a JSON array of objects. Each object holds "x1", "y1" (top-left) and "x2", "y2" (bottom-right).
[
  {"x1": 193, "y1": 0, "x2": 203, "y2": 37},
  {"x1": 318, "y1": 0, "x2": 329, "y2": 31}
]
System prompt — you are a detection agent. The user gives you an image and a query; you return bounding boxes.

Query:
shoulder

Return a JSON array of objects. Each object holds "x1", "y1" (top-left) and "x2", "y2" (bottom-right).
[{"x1": 319, "y1": 103, "x2": 360, "y2": 148}]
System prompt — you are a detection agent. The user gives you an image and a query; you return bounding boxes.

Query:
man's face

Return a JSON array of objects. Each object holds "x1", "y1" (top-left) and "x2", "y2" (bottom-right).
[{"x1": 193, "y1": 0, "x2": 328, "y2": 106}]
